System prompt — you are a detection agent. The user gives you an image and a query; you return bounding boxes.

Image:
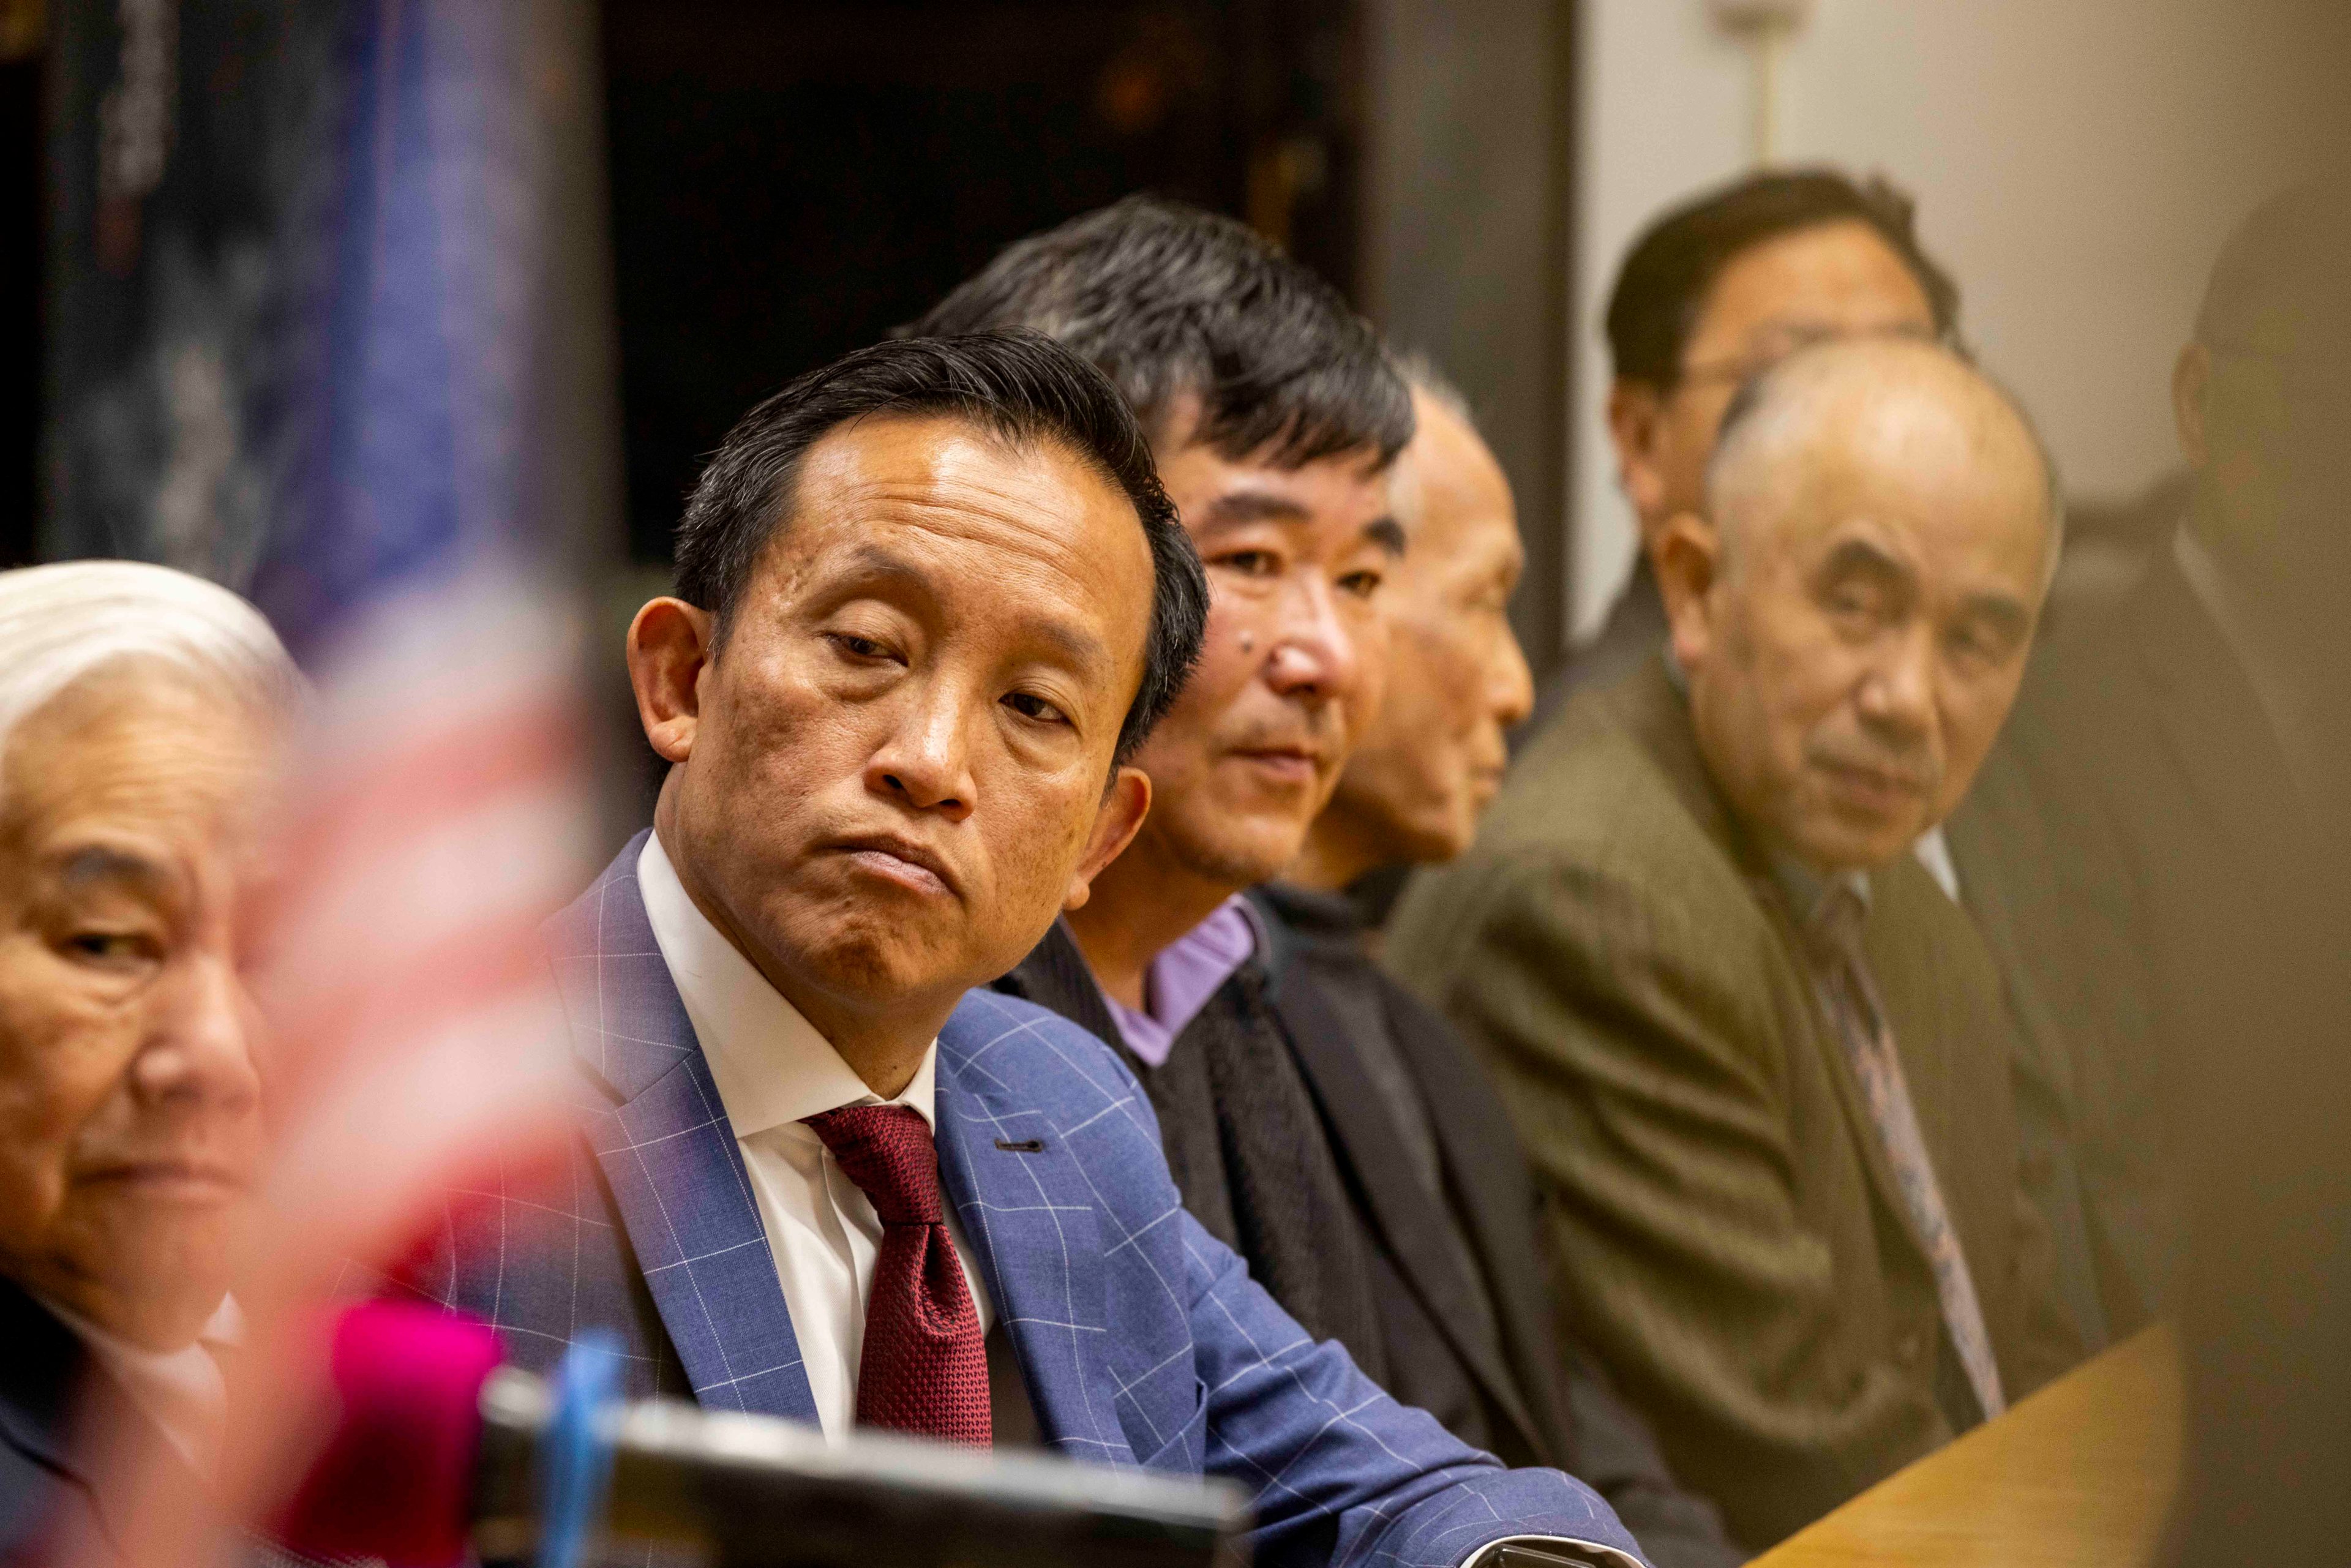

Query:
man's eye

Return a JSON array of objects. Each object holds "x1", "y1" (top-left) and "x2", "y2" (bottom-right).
[
  {"x1": 1337, "y1": 569, "x2": 1384, "y2": 599},
  {"x1": 1824, "y1": 585, "x2": 1879, "y2": 623},
  {"x1": 66, "y1": 932, "x2": 156, "y2": 965},
  {"x1": 1213, "y1": 550, "x2": 1280, "y2": 577},
  {"x1": 827, "y1": 632, "x2": 898, "y2": 662},
  {"x1": 1002, "y1": 692, "x2": 1070, "y2": 726}
]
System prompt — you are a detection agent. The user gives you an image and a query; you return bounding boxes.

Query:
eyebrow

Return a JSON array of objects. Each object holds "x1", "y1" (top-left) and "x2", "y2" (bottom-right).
[
  {"x1": 57, "y1": 844, "x2": 173, "y2": 896},
  {"x1": 1957, "y1": 592, "x2": 2034, "y2": 643},
  {"x1": 838, "y1": 543, "x2": 1110, "y2": 671},
  {"x1": 1195, "y1": 490, "x2": 1311, "y2": 529},
  {"x1": 1820, "y1": 536, "x2": 1914, "y2": 587},
  {"x1": 1194, "y1": 490, "x2": 1408, "y2": 559}
]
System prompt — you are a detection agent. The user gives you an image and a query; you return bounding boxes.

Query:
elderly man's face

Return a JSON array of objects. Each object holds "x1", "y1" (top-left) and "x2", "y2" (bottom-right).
[
  {"x1": 1113, "y1": 425, "x2": 1399, "y2": 891},
  {"x1": 0, "y1": 668, "x2": 269, "y2": 1350},
  {"x1": 1318, "y1": 393, "x2": 1531, "y2": 867},
  {"x1": 1666, "y1": 354, "x2": 2053, "y2": 873},
  {"x1": 638, "y1": 415, "x2": 1156, "y2": 1042}
]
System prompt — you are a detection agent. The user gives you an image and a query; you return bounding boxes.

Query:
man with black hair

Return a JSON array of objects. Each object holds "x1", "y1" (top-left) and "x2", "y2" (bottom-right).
[
  {"x1": 932, "y1": 204, "x2": 1719, "y2": 1567},
  {"x1": 924, "y1": 198, "x2": 1411, "y2": 1360},
  {"x1": 398, "y1": 331, "x2": 1648, "y2": 1568},
  {"x1": 1533, "y1": 169, "x2": 1955, "y2": 726}
]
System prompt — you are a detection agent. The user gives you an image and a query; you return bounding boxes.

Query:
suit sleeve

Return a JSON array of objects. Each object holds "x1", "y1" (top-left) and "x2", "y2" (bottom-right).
[
  {"x1": 1431, "y1": 858, "x2": 1949, "y2": 1549},
  {"x1": 1176, "y1": 1207, "x2": 1648, "y2": 1568}
]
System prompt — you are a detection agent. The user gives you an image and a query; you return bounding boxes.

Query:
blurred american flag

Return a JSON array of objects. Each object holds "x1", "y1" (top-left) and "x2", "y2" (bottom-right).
[{"x1": 241, "y1": 0, "x2": 620, "y2": 1246}]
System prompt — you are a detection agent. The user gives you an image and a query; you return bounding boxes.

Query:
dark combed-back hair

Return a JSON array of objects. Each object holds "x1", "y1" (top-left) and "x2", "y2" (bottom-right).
[
  {"x1": 673, "y1": 331, "x2": 1208, "y2": 768},
  {"x1": 1606, "y1": 168, "x2": 1962, "y2": 389},
  {"x1": 906, "y1": 195, "x2": 1413, "y2": 471}
]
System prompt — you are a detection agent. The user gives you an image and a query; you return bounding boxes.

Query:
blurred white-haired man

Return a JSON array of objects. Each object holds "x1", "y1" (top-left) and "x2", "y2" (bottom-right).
[{"x1": 0, "y1": 562, "x2": 298, "y2": 1555}]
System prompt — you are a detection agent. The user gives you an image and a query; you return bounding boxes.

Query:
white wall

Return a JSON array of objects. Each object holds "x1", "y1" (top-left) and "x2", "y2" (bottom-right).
[{"x1": 1569, "y1": 0, "x2": 2350, "y2": 642}]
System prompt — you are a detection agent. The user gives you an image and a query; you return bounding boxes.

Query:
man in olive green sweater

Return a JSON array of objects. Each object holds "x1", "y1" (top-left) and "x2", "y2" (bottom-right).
[{"x1": 1388, "y1": 337, "x2": 2082, "y2": 1550}]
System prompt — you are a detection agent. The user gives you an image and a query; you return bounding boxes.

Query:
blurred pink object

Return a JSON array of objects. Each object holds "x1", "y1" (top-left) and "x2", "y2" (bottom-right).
[{"x1": 274, "y1": 1302, "x2": 505, "y2": 1568}]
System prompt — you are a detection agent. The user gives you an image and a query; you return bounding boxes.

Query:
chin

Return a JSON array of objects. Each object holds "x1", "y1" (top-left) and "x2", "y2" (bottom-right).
[{"x1": 793, "y1": 907, "x2": 994, "y2": 1015}]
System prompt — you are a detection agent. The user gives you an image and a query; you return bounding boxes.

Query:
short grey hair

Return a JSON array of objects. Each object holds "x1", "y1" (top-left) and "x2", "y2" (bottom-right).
[
  {"x1": 1706, "y1": 338, "x2": 2068, "y2": 587},
  {"x1": 1392, "y1": 350, "x2": 1479, "y2": 435},
  {"x1": 0, "y1": 561, "x2": 302, "y2": 764}
]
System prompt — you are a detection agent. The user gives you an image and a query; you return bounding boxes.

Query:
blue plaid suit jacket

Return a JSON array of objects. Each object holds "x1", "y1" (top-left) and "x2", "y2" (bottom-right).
[{"x1": 394, "y1": 837, "x2": 1643, "y2": 1568}]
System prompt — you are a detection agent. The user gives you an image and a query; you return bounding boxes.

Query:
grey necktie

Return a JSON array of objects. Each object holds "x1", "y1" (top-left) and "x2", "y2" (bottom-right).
[{"x1": 1805, "y1": 882, "x2": 2007, "y2": 1421}]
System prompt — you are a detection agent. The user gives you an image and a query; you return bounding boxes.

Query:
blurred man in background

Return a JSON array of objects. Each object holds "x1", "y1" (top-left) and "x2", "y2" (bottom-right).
[
  {"x1": 1264, "y1": 362, "x2": 1740, "y2": 1568},
  {"x1": 1529, "y1": 170, "x2": 1954, "y2": 727},
  {"x1": 0, "y1": 563, "x2": 295, "y2": 1555},
  {"x1": 1389, "y1": 339, "x2": 2082, "y2": 1550},
  {"x1": 1972, "y1": 185, "x2": 2351, "y2": 1562}
]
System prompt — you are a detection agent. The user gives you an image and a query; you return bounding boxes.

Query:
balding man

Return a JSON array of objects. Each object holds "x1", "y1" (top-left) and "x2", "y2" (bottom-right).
[
  {"x1": 1388, "y1": 339, "x2": 2082, "y2": 1550},
  {"x1": 1265, "y1": 365, "x2": 1739, "y2": 1568},
  {"x1": 0, "y1": 563, "x2": 296, "y2": 1555}
]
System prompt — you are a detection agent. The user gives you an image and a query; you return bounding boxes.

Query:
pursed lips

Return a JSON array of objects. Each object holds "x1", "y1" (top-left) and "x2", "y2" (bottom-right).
[
  {"x1": 81, "y1": 1159, "x2": 248, "y2": 1201},
  {"x1": 828, "y1": 833, "x2": 961, "y2": 898}
]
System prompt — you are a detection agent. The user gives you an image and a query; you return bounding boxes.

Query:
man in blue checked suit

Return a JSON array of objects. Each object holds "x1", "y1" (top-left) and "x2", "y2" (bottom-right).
[{"x1": 393, "y1": 334, "x2": 1646, "y2": 1567}]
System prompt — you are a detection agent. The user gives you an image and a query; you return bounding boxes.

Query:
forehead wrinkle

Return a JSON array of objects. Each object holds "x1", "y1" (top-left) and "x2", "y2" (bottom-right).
[{"x1": 817, "y1": 487, "x2": 1130, "y2": 675}]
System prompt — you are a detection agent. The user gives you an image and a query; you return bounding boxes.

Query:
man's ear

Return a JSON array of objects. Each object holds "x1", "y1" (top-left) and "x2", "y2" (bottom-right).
[
  {"x1": 628, "y1": 598, "x2": 716, "y2": 765},
  {"x1": 1062, "y1": 766, "x2": 1152, "y2": 913},
  {"x1": 1653, "y1": 510, "x2": 1725, "y2": 674},
  {"x1": 1607, "y1": 378, "x2": 1672, "y2": 523},
  {"x1": 2172, "y1": 342, "x2": 2212, "y2": 470}
]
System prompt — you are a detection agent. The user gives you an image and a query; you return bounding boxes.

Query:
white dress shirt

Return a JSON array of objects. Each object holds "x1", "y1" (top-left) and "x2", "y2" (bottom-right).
[
  {"x1": 637, "y1": 832, "x2": 993, "y2": 1440},
  {"x1": 39, "y1": 1291, "x2": 241, "y2": 1479}
]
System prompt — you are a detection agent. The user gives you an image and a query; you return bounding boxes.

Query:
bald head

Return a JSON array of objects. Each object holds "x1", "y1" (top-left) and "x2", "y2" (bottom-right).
[
  {"x1": 1706, "y1": 336, "x2": 2060, "y2": 582},
  {"x1": 1655, "y1": 336, "x2": 2059, "y2": 874}
]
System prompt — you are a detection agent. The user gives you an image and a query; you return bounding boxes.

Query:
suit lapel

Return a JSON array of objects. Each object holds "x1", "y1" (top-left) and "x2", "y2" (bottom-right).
[
  {"x1": 932, "y1": 996, "x2": 1130, "y2": 1465},
  {"x1": 2129, "y1": 552, "x2": 2308, "y2": 893},
  {"x1": 1380, "y1": 981, "x2": 1572, "y2": 1455},
  {"x1": 1266, "y1": 967, "x2": 1542, "y2": 1451},
  {"x1": 1619, "y1": 664, "x2": 1940, "y2": 1273},
  {"x1": 549, "y1": 838, "x2": 818, "y2": 1424}
]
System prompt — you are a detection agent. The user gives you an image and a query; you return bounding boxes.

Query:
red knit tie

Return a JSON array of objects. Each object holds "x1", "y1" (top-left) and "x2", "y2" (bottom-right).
[{"x1": 803, "y1": 1103, "x2": 991, "y2": 1446}]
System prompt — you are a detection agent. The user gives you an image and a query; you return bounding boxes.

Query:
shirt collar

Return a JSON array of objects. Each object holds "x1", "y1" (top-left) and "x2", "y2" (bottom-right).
[
  {"x1": 35, "y1": 1291, "x2": 239, "y2": 1478},
  {"x1": 1096, "y1": 894, "x2": 1265, "y2": 1069},
  {"x1": 637, "y1": 831, "x2": 939, "y2": 1138}
]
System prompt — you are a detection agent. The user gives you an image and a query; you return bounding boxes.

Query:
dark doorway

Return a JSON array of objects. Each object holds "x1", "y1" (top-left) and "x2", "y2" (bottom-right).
[{"x1": 601, "y1": 0, "x2": 1366, "y2": 563}]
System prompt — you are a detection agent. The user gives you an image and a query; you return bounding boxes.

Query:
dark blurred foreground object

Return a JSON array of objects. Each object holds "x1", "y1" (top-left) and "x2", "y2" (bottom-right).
[
  {"x1": 277, "y1": 1304, "x2": 1250, "y2": 1568},
  {"x1": 1957, "y1": 182, "x2": 2351, "y2": 1564}
]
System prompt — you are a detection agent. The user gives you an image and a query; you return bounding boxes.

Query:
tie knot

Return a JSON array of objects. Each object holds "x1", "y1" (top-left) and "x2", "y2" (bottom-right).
[
  {"x1": 1804, "y1": 879, "x2": 1870, "y2": 962},
  {"x1": 803, "y1": 1103, "x2": 942, "y2": 1226}
]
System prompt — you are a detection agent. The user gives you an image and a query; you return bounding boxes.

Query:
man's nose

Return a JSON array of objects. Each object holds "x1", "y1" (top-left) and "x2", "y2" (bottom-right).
[
  {"x1": 1855, "y1": 621, "x2": 1935, "y2": 741},
  {"x1": 1489, "y1": 626, "x2": 1535, "y2": 731},
  {"x1": 865, "y1": 683, "x2": 977, "y2": 820},
  {"x1": 1261, "y1": 577, "x2": 1367, "y2": 704},
  {"x1": 132, "y1": 954, "x2": 263, "y2": 1116}
]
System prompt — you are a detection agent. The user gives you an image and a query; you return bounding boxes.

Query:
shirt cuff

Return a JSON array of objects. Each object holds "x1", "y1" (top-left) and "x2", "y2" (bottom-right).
[{"x1": 1460, "y1": 1536, "x2": 1651, "y2": 1568}]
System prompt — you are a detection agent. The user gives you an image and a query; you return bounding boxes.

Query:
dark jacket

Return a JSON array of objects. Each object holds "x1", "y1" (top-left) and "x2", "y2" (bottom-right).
[
  {"x1": 995, "y1": 915, "x2": 1741, "y2": 1568},
  {"x1": 1386, "y1": 658, "x2": 2083, "y2": 1551},
  {"x1": 1968, "y1": 531, "x2": 2351, "y2": 1561}
]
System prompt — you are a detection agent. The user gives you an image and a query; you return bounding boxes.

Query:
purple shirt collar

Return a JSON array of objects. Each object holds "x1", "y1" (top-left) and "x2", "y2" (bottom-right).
[{"x1": 1098, "y1": 895, "x2": 1264, "y2": 1068}]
